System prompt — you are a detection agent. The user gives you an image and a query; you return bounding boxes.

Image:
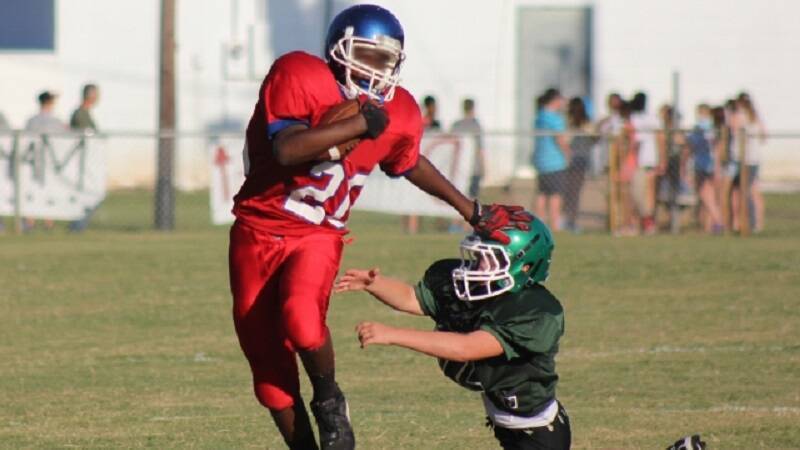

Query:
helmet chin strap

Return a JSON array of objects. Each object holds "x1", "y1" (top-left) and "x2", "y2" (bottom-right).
[{"x1": 338, "y1": 79, "x2": 360, "y2": 100}]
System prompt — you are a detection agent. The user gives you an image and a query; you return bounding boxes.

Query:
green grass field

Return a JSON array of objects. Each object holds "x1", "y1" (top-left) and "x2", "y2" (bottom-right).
[{"x1": 1, "y1": 192, "x2": 799, "y2": 449}]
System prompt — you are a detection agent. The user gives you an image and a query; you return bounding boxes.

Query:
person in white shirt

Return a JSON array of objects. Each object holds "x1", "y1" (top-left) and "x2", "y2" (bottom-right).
[
  {"x1": 25, "y1": 91, "x2": 67, "y2": 133},
  {"x1": 23, "y1": 91, "x2": 67, "y2": 230},
  {"x1": 629, "y1": 92, "x2": 662, "y2": 234},
  {"x1": 733, "y1": 93, "x2": 767, "y2": 232}
]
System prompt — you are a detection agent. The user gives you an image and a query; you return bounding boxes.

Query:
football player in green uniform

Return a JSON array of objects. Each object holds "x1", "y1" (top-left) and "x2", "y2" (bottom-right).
[{"x1": 334, "y1": 216, "x2": 570, "y2": 449}]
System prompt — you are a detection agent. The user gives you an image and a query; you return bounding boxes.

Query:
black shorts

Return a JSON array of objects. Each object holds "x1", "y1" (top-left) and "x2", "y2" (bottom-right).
[
  {"x1": 537, "y1": 170, "x2": 566, "y2": 195},
  {"x1": 492, "y1": 402, "x2": 571, "y2": 450}
]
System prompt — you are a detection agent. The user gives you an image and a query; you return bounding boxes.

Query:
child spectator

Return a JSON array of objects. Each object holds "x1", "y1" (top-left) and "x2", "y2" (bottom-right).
[
  {"x1": 532, "y1": 88, "x2": 569, "y2": 231},
  {"x1": 735, "y1": 94, "x2": 767, "y2": 232},
  {"x1": 687, "y1": 104, "x2": 723, "y2": 233},
  {"x1": 563, "y1": 97, "x2": 596, "y2": 233},
  {"x1": 630, "y1": 92, "x2": 661, "y2": 234},
  {"x1": 451, "y1": 98, "x2": 486, "y2": 200}
]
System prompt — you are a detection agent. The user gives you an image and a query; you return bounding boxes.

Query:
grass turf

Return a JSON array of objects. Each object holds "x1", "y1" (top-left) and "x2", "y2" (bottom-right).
[{"x1": 1, "y1": 192, "x2": 798, "y2": 449}]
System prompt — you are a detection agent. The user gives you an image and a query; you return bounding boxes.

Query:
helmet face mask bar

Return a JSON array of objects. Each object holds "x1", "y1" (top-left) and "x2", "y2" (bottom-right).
[
  {"x1": 452, "y1": 235, "x2": 515, "y2": 302},
  {"x1": 329, "y1": 26, "x2": 405, "y2": 102}
]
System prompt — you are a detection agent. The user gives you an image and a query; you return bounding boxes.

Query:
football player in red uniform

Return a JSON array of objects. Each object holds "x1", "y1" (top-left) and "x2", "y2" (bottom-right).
[{"x1": 229, "y1": 4, "x2": 531, "y2": 449}]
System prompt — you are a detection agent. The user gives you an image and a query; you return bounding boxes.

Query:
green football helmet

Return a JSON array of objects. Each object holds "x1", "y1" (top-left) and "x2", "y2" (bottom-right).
[{"x1": 452, "y1": 215, "x2": 554, "y2": 301}]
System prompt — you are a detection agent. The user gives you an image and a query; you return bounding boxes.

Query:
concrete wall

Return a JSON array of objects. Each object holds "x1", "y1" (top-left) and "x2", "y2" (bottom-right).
[{"x1": 1, "y1": 0, "x2": 798, "y2": 188}]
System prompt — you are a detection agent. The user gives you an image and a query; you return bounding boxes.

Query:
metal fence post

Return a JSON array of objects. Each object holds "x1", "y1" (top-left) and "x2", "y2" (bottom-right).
[
  {"x1": 11, "y1": 131, "x2": 22, "y2": 235},
  {"x1": 737, "y1": 127, "x2": 750, "y2": 237}
]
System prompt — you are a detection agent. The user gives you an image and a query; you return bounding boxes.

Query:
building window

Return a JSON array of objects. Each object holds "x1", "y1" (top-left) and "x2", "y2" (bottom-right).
[{"x1": 0, "y1": 0, "x2": 56, "y2": 51}]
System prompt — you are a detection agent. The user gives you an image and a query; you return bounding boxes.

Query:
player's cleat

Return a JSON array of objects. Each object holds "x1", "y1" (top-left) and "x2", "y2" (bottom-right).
[{"x1": 310, "y1": 391, "x2": 355, "y2": 450}]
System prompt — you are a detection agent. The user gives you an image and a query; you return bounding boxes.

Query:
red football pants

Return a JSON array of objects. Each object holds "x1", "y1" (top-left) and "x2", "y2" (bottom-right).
[{"x1": 228, "y1": 220, "x2": 343, "y2": 411}]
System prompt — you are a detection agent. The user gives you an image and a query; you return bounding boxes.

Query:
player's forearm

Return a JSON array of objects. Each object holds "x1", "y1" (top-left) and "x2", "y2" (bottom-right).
[
  {"x1": 365, "y1": 276, "x2": 424, "y2": 315},
  {"x1": 405, "y1": 155, "x2": 474, "y2": 220},
  {"x1": 387, "y1": 328, "x2": 499, "y2": 362},
  {"x1": 273, "y1": 117, "x2": 367, "y2": 165}
]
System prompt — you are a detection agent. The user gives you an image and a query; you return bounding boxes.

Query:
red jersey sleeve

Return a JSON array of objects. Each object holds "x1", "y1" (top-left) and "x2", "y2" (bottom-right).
[
  {"x1": 262, "y1": 52, "x2": 330, "y2": 137},
  {"x1": 379, "y1": 88, "x2": 423, "y2": 177}
]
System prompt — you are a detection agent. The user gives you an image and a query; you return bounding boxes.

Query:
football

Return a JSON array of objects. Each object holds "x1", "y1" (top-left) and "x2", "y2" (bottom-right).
[{"x1": 319, "y1": 99, "x2": 361, "y2": 157}]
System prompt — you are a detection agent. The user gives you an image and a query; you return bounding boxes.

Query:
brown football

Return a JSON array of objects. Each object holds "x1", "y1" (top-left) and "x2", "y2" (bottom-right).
[{"x1": 318, "y1": 99, "x2": 361, "y2": 157}]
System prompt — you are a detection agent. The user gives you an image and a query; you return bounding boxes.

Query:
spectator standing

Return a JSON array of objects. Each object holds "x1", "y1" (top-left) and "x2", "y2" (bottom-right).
[
  {"x1": 596, "y1": 93, "x2": 624, "y2": 171},
  {"x1": 24, "y1": 91, "x2": 67, "y2": 231},
  {"x1": 422, "y1": 95, "x2": 441, "y2": 131},
  {"x1": 451, "y1": 98, "x2": 486, "y2": 199},
  {"x1": 656, "y1": 104, "x2": 690, "y2": 227},
  {"x1": 597, "y1": 92, "x2": 624, "y2": 136},
  {"x1": 532, "y1": 88, "x2": 569, "y2": 231},
  {"x1": 69, "y1": 83, "x2": 101, "y2": 232},
  {"x1": 404, "y1": 95, "x2": 442, "y2": 234},
  {"x1": 70, "y1": 83, "x2": 99, "y2": 130},
  {"x1": 687, "y1": 104, "x2": 723, "y2": 233},
  {"x1": 629, "y1": 92, "x2": 661, "y2": 234},
  {"x1": 563, "y1": 97, "x2": 596, "y2": 233},
  {"x1": 26, "y1": 91, "x2": 66, "y2": 133},
  {"x1": 616, "y1": 100, "x2": 640, "y2": 236},
  {"x1": 736, "y1": 94, "x2": 767, "y2": 232}
]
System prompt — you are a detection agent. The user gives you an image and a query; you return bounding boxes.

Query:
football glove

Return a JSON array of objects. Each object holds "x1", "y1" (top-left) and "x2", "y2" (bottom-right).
[
  {"x1": 360, "y1": 101, "x2": 389, "y2": 139},
  {"x1": 469, "y1": 201, "x2": 534, "y2": 245},
  {"x1": 666, "y1": 434, "x2": 706, "y2": 450}
]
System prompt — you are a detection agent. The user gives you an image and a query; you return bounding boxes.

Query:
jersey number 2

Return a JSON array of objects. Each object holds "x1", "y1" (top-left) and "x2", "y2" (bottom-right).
[{"x1": 284, "y1": 162, "x2": 368, "y2": 228}]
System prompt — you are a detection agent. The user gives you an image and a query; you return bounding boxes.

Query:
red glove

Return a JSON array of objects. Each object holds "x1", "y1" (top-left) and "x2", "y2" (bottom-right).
[{"x1": 469, "y1": 201, "x2": 534, "y2": 244}]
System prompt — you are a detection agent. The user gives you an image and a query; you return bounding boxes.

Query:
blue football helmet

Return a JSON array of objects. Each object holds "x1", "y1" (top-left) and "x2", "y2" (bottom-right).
[{"x1": 325, "y1": 4, "x2": 405, "y2": 102}]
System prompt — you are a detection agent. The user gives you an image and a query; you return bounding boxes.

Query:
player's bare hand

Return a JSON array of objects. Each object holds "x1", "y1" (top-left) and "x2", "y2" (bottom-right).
[
  {"x1": 334, "y1": 267, "x2": 380, "y2": 293},
  {"x1": 356, "y1": 321, "x2": 394, "y2": 348}
]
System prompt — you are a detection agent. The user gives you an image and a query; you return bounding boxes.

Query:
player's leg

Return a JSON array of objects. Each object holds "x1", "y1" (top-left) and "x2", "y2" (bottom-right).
[
  {"x1": 270, "y1": 402, "x2": 319, "y2": 450},
  {"x1": 228, "y1": 222, "x2": 318, "y2": 449},
  {"x1": 491, "y1": 402, "x2": 571, "y2": 449},
  {"x1": 280, "y1": 233, "x2": 353, "y2": 450}
]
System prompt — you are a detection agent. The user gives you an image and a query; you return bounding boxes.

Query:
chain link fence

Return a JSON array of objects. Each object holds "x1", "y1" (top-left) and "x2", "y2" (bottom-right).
[{"x1": 0, "y1": 128, "x2": 797, "y2": 235}]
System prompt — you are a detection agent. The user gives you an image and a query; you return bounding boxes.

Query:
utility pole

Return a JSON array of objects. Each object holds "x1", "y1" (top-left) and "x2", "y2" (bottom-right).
[{"x1": 155, "y1": 0, "x2": 176, "y2": 230}]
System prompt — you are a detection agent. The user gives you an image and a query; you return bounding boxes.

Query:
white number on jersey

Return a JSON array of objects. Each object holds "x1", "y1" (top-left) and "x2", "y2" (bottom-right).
[{"x1": 283, "y1": 162, "x2": 369, "y2": 227}]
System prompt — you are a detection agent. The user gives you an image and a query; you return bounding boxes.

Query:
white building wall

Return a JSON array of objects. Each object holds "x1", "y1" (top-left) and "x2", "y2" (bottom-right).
[{"x1": 1, "y1": 0, "x2": 798, "y2": 188}]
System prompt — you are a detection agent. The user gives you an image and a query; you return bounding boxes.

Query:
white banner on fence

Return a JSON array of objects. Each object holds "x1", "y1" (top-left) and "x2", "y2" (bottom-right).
[
  {"x1": 209, "y1": 138, "x2": 247, "y2": 225},
  {"x1": 209, "y1": 134, "x2": 475, "y2": 225},
  {"x1": 355, "y1": 135, "x2": 475, "y2": 218},
  {"x1": 0, "y1": 134, "x2": 106, "y2": 220}
]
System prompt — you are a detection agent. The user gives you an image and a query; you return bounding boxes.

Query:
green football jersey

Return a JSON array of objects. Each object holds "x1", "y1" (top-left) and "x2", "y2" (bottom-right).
[{"x1": 414, "y1": 259, "x2": 564, "y2": 416}]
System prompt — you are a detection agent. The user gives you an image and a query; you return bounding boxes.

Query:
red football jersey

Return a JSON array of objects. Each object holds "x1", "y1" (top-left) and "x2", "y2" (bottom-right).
[{"x1": 233, "y1": 51, "x2": 422, "y2": 236}]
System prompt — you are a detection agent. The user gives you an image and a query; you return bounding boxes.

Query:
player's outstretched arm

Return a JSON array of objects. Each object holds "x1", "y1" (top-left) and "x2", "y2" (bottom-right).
[
  {"x1": 405, "y1": 155, "x2": 534, "y2": 244},
  {"x1": 334, "y1": 268, "x2": 424, "y2": 316},
  {"x1": 404, "y1": 155, "x2": 474, "y2": 219},
  {"x1": 356, "y1": 323, "x2": 504, "y2": 362}
]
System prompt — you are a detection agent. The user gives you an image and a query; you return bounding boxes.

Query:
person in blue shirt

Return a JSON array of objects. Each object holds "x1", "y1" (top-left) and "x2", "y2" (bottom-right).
[{"x1": 532, "y1": 88, "x2": 570, "y2": 231}]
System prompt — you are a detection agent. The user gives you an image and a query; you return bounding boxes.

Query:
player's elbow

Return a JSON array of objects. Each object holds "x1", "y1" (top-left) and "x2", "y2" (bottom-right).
[{"x1": 272, "y1": 142, "x2": 296, "y2": 166}]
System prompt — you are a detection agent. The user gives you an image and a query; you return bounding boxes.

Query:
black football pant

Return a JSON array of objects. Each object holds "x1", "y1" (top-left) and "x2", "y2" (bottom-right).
[{"x1": 491, "y1": 402, "x2": 571, "y2": 450}]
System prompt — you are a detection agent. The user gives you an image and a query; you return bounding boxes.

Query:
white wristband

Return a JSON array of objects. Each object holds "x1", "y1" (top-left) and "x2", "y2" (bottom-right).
[{"x1": 328, "y1": 146, "x2": 341, "y2": 161}]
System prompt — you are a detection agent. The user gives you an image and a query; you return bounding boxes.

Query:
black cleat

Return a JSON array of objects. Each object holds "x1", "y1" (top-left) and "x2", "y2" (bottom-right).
[{"x1": 310, "y1": 392, "x2": 355, "y2": 450}]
